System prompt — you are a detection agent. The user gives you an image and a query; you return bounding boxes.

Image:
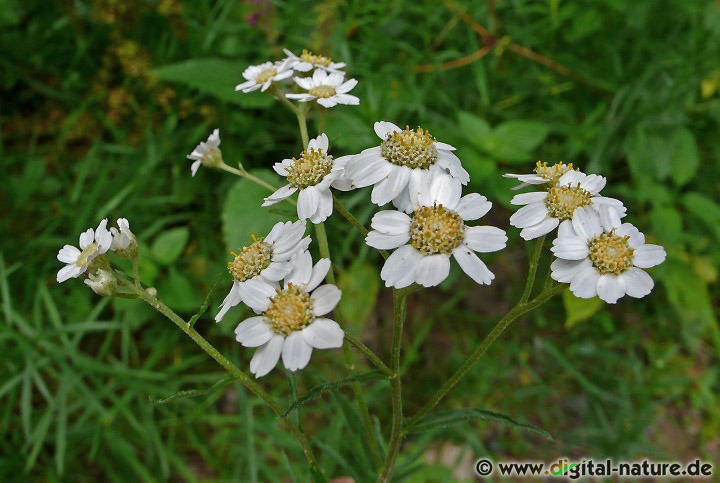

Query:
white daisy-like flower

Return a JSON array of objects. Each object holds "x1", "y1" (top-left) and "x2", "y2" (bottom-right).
[
  {"x1": 262, "y1": 134, "x2": 353, "y2": 223},
  {"x1": 235, "y1": 60, "x2": 294, "y2": 93},
  {"x1": 551, "y1": 206, "x2": 666, "y2": 304},
  {"x1": 503, "y1": 161, "x2": 575, "y2": 190},
  {"x1": 367, "y1": 174, "x2": 507, "y2": 288},
  {"x1": 187, "y1": 129, "x2": 222, "y2": 176},
  {"x1": 282, "y1": 48, "x2": 346, "y2": 73},
  {"x1": 285, "y1": 70, "x2": 359, "y2": 108},
  {"x1": 509, "y1": 170, "x2": 626, "y2": 241},
  {"x1": 215, "y1": 221, "x2": 311, "y2": 322},
  {"x1": 343, "y1": 121, "x2": 470, "y2": 214},
  {"x1": 110, "y1": 218, "x2": 135, "y2": 251},
  {"x1": 234, "y1": 251, "x2": 344, "y2": 378},
  {"x1": 56, "y1": 219, "x2": 113, "y2": 283}
]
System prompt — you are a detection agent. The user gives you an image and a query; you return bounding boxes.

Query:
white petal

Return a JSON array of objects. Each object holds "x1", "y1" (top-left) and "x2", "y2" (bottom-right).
[
  {"x1": 260, "y1": 260, "x2": 294, "y2": 282},
  {"x1": 632, "y1": 244, "x2": 666, "y2": 268},
  {"x1": 453, "y1": 247, "x2": 494, "y2": 285},
  {"x1": 558, "y1": 220, "x2": 576, "y2": 237},
  {"x1": 434, "y1": 141, "x2": 456, "y2": 151},
  {"x1": 596, "y1": 274, "x2": 626, "y2": 304},
  {"x1": 265, "y1": 221, "x2": 287, "y2": 245},
  {"x1": 311, "y1": 284, "x2": 342, "y2": 316},
  {"x1": 408, "y1": 169, "x2": 435, "y2": 208},
  {"x1": 273, "y1": 158, "x2": 294, "y2": 176},
  {"x1": 272, "y1": 221, "x2": 307, "y2": 258},
  {"x1": 571, "y1": 207, "x2": 602, "y2": 239},
  {"x1": 455, "y1": 193, "x2": 492, "y2": 220},
  {"x1": 333, "y1": 94, "x2": 360, "y2": 105},
  {"x1": 302, "y1": 318, "x2": 344, "y2": 349},
  {"x1": 305, "y1": 258, "x2": 331, "y2": 292},
  {"x1": 414, "y1": 254, "x2": 451, "y2": 287},
  {"x1": 435, "y1": 151, "x2": 470, "y2": 184},
  {"x1": 294, "y1": 76, "x2": 315, "y2": 90},
  {"x1": 285, "y1": 250, "x2": 313, "y2": 286},
  {"x1": 345, "y1": 150, "x2": 393, "y2": 187},
  {"x1": 370, "y1": 211, "x2": 411, "y2": 235},
  {"x1": 371, "y1": 166, "x2": 411, "y2": 206},
  {"x1": 309, "y1": 188, "x2": 333, "y2": 224},
  {"x1": 237, "y1": 279, "x2": 276, "y2": 313},
  {"x1": 234, "y1": 316, "x2": 273, "y2": 347},
  {"x1": 308, "y1": 133, "x2": 329, "y2": 152},
  {"x1": 558, "y1": 170, "x2": 585, "y2": 187},
  {"x1": 519, "y1": 216, "x2": 560, "y2": 240},
  {"x1": 262, "y1": 184, "x2": 297, "y2": 206},
  {"x1": 215, "y1": 282, "x2": 242, "y2": 322},
  {"x1": 79, "y1": 228, "x2": 94, "y2": 249},
  {"x1": 616, "y1": 223, "x2": 645, "y2": 248},
  {"x1": 510, "y1": 202, "x2": 550, "y2": 228},
  {"x1": 569, "y1": 264, "x2": 600, "y2": 299},
  {"x1": 249, "y1": 335, "x2": 284, "y2": 378},
  {"x1": 57, "y1": 245, "x2": 81, "y2": 264},
  {"x1": 191, "y1": 160, "x2": 202, "y2": 176},
  {"x1": 550, "y1": 258, "x2": 591, "y2": 283},
  {"x1": 510, "y1": 191, "x2": 548, "y2": 207},
  {"x1": 596, "y1": 204, "x2": 622, "y2": 232},
  {"x1": 620, "y1": 267, "x2": 654, "y2": 298},
  {"x1": 581, "y1": 174, "x2": 607, "y2": 194},
  {"x1": 551, "y1": 236, "x2": 590, "y2": 260},
  {"x1": 374, "y1": 121, "x2": 402, "y2": 139},
  {"x1": 462, "y1": 226, "x2": 507, "y2": 253},
  {"x1": 57, "y1": 264, "x2": 82, "y2": 283},
  {"x1": 366, "y1": 231, "x2": 411, "y2": 250},
  {"x1": 297, "y1": 187, "x2": 321, "y2": 221},
  {"x1": 317, "y1": 97, "x2": 338, "y2": 108},
  {"x1": 380, "y1": 245, "x2": 422, "y2": 288},
  {"x1": 282, "y1": 331, "x2": 314, "y2": 371},
  {"x1": 427, "y1": 173, "x2": 462, "y2": 209},
  {"x1": 336, "y1": 78, "x2": 358, "y2": 94}
]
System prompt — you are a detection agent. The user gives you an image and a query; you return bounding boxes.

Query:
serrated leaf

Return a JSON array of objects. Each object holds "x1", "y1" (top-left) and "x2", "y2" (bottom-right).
[
  {"x1": 151, "y1": 227, "x2": 189, "y2": 265},
  {"x1": 563, "y1": 290, "x2": 603, "y2": 328},
  {"x1": 281, "y1": 371, "x2": 385, "y2": 417},
  {"x1": 669, "y1": 127, "x2": 699, "y2": 187},
  {"x1": 152, "y1": 59, "x2": 273, "y2": 108},
  {"x1": 149, "y1": 376, "x2": 233, "y2": 406},
  {"x1": 222, "y1": 169, "x2": 297, "y2": 254},
  {"x1": 188, "y1": 273, "x2": 224, "y2": 327},
  {"x1": 404, "y1": 408, "x2": 552, "y2": 440}
]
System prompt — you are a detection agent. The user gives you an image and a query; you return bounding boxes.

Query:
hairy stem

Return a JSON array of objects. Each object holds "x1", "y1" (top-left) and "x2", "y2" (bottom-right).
[
  {"x1": 403, "y1": 281, "x2": 566, "y2": 431},
  {"x1": 344, "y1": 334, "x2": 392, "y2": 376},
  {"x1": 218, "y1": 162, "x2": 296, "y2": 206},
  {"x1": 520, "y1": 235, "x2": 545, "y2": 303}
]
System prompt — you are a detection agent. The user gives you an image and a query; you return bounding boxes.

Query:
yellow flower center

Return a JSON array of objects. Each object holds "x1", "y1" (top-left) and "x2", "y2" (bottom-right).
[
  {"x1": 300, "y1": 49, "x2": 333, "y2": 67},
  {"x1": 256, "y1": 67, "x2": 277, "y2": 84},
  {"x1": 588, "y1": 231, "x2": 635, "y2": 275},
  {"x1": 76, "y1": 242, "x2": 99, "y2": 267},
  {"x1": 410, "y1": 205, "x2": 465, "y2": 255},
  {"x1": 227, "y1": 239, "x2": 273, "y2": 282},
  {"x1": 545, "y1": 184, "x2": 593, "y2": 221},
  {"x1": 534, "y1": 161, "x2": 574, "y2": 185},
  {"x1": 264, "y1": 284, "x2": 314, "y2": 336},
  {"x1": 381, "y1": 126, "x2": 438, "y2": 169},
  {"x1": 286, "y1": 148, "x2": 334, "y2": 189},
  {"x1": 309, "y1": 85, "x2": 336, "y2": 98}
]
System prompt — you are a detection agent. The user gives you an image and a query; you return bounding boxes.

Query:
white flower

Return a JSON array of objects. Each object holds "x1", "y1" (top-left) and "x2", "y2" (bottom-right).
[
  {"x1": 234, "y1": 251, "x2": 344, "y2": 378},
  {"x1": 187, "y1": 129, "x2": 222, "y2": 176},
  {"x1": 84, "y1": 269, "x2": 117, "y2": 296},
  {"x1": 282, "y1": 48, "x2": 346, "y2": 73},
  {"x1": 503, "y1": 161, "x2": 575, "y2": 190},
  {"x1": 56, "y1": 219, "x2": 112, "y2": 283},
  {"x1": 235, "y1": 60, "x2": 294, "y2": 93},
  {"x1": 262, "y1": 134, "x2": 353, "y2": 223},
  {"x1": 509, "y1": 170, "x2": 626, "y2": 241},
  {"x1": 110, "y1": 218, "x2": 136, "y2": 251},
  {"x1": 343, "y1": 121, "x2": 470, "y2": 213},
  {"x1": 551, "y1": 206, "x2": 666, "y2": 304},
  {"x1": 285, "y1": 70, "x2": 359, "y2": 108},
  {"x1": 367, "y1": 174, "x2": 507, "y2": 288},
  {"x1": 216, "y1": 221, "x2": 311, "y2": 322}
]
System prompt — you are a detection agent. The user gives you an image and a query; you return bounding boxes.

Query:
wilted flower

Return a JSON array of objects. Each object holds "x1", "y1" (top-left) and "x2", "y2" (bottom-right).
[
  {"x1": 234, "y1": 251, "x2": 344, "y2": 378},
  {"x1": 187, "y1": 129, "x2": 222, "y2": 176},
  {"x1": 367, "y1": 174, "x2": 506, "y2": 288},
  {"x1": 216, "y1": 221, "x2": 311, "y2": 322},
  {"x1": 57, "y1": 219, "x2": 113, "y2": 283},
  {"x1": 551, "y1": 206, "x2": 666, "y2": 303},
  {"x1": 262, "y1": 134, "x2": 352, "y2": 223},
  {"x1": 344, "y1": 122, "x2": 469, "y2": 213},
  {"x1": 285, "y1": 70, "x2": 359, "y2": 108}
]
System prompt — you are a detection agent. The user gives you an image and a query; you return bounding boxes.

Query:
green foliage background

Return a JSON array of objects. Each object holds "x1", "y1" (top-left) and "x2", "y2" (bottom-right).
[{"x1": 1, "y1": 0, "x2": 719, "y2": 480}]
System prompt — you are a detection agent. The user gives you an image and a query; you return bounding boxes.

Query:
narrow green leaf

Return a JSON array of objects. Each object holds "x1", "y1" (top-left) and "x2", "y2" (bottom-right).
[
  {"x1": 149, "y1": 376, "x2": 233, "y2": 406},
  {"x1": 405, "y1": 408, "x2": 552, "y2": 440},
  {"x1": 281, "y1": 371, "x2": 385, "y2": 417},
  {"x1": 188, "y1": 273, "x2": 224, "y2": 327}
]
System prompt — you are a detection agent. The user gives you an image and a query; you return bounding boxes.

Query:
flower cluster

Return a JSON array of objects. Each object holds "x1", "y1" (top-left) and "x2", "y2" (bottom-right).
[{"x1": 507, "y1": 162, "x2": 666, "y2": 303}]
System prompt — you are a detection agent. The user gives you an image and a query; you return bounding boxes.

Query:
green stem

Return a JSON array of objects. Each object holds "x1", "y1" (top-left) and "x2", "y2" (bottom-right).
[
  {"x1": 296, "y1": 107, "x2": 310, "y2": 149},
  {"x1": 344, "y1": 334, "x2": 392, "y2": 376},
  {"x1": 218, "y1": 162, "x2": 297, "y2": 206},
  {"x1": 403, "y1": 281, "x2": 566, "y2": 432},
  {"x1": 332, "y1": 195, "x2": 388, "y2": 260},
  {"x1": 378, "y1": 289, "x2": 409, "y2": 482},
  {"x1": 131, "y1": 258, "x2": 141, "y2": 291},
  {"x1": 520, "y1": 235, "x2": 545, "y2": 303},
  {"x1": 317, "y1": 108, "x2": 327, "y2": 135},
  {"x1": 287, "y1": 370, "x2": 300, "y2": 427},
  {"x1": 275, "y1": 92, "x2": 301, "y2": 116},
  {"x1": 119, "y1": 279, "x2": 321, "y2": 475}
]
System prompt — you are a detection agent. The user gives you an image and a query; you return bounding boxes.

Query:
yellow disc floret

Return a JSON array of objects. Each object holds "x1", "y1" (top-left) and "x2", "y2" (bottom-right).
[
  {"x1": 264, "y1": 284, "x2": 315, "y2": 336},
  {"x1": 228, "y1": 238, "x2": 273, "y2": 282},
  {"x1": 380, "y1": 126, "x2": 438, "y2": 169},
  {"x1": 300, "y1": 49, "x2": 333, "y2": 67},
  {"x1": 256, "y1": 67, "x2": 277, "y2": 84},
  {"x1": 76, "y1": 243, "x2": 99, "y2": 267},
  {"x1": 309, "y1": 85, "x2": 336, "y2": 98},
  {"x1": 545, "y1": 184, "x2": 593, "y2": 221},
  {"x1": 588, "y1": 231, "x2": 635, "y2": 275},
  {"x1": 409, "y1": 205, "x2": 465, "y2": 255},
  {"x1": 286, "y1": 148, "x2": 334, "y2": 189},
  {"x1": 534, "y1": 161, "x2": 574, "y2": 185}
]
